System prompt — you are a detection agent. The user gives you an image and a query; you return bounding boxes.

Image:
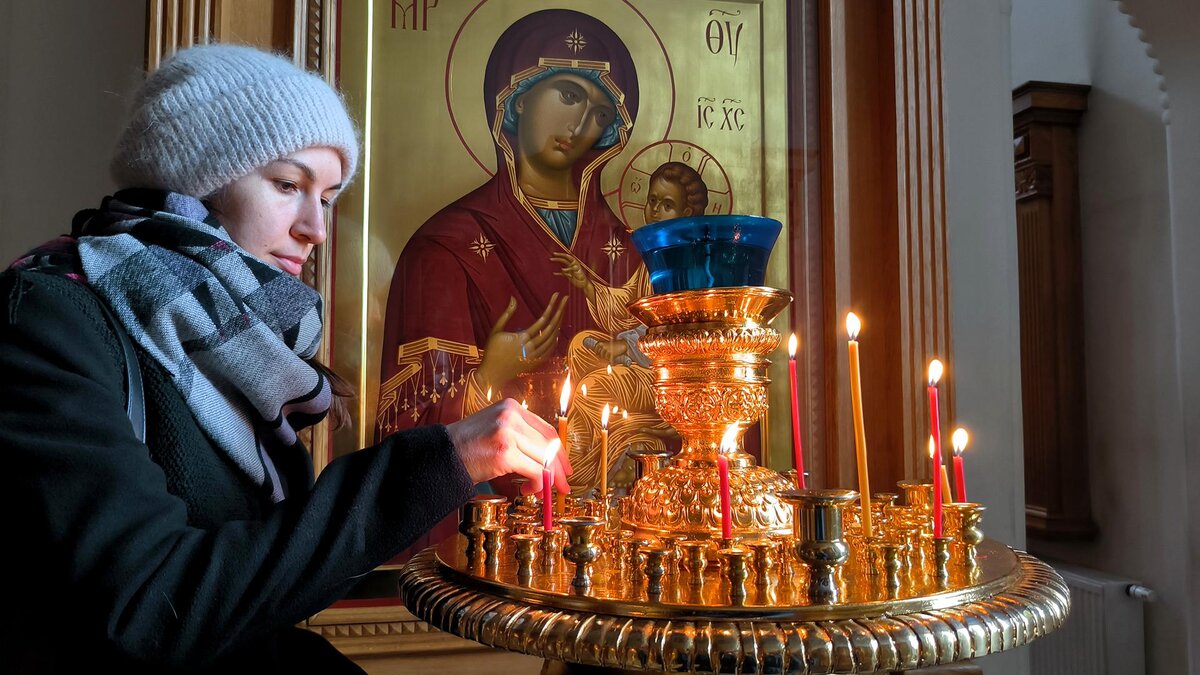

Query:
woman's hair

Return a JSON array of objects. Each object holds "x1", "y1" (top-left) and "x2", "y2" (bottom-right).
[
  {"x1": 311, "y1": 360, "x2": 355, "y2": 430},
  {"x1": 649, "y1": 162, "x2": 709, "y2": 216}
]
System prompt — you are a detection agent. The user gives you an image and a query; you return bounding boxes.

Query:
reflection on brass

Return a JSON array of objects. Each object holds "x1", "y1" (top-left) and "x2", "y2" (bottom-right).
[
  {"x1": 934, "y1": 536, "x2": 952, "y2": 588},
  {"x1": 897, "y1": 481, "x2": 934, "y2": 511},
  {"x1": 881, "y1": 541, "x2": 903, "y2": 595},
  {"x1": 745, "y1": 539, "x2": 778, "y2": 584},
  {"x1": 539, "y1": 528, "x2": 561, "y2": 572},
  {"x1": 460, "y1": 494, "x2": 507, "y2": 562},
  {"x1": 401, "y1": 539, "x2": 1070, "y2": 671},
  {"x1": 511, "y1": 533, "x2": 540, "y2": 584},
  {"x1": 560, "y1": 517, "x2": 604, "y2": 591},
  {"x1": 481, "y1": 524, "x2": 507, "y2": 570},
  {"x1": 718, "y1": 547, "x2": 751, "y2": 602},
  {"x1": 789, "y1": 489, "x2": 856, "y2": 605},
  {"x1": 627, "y1": 446, "x2": 674, "y2": 481},
  {"x1": 954, "y1": 503, "x2": 987, "y2": 571},
  {"x1": 679, "y1": 540, "x2": 709, "y2": 584},
  {"x1": 642, "y1": 544, "x2": 669, "y2": 596}
]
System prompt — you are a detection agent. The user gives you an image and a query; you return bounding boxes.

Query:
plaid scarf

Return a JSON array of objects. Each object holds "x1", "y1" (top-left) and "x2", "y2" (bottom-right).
[{"x1": 18, "y1": 191, "x2": 330, "y2": 500}]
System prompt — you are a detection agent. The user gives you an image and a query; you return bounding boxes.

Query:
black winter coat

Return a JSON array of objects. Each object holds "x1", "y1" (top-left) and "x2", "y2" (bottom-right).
[{"x1": 0, "y1": 270, "x2": 475, "y2": 673}]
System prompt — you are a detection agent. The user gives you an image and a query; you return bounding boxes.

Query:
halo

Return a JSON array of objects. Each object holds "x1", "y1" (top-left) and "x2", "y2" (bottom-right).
[
  {"x1": 445, "y1": 0, "x2": 673, "y2": 179},
  {"x1": 617, "y1": 140, "x2": 734, "y2": 230}
]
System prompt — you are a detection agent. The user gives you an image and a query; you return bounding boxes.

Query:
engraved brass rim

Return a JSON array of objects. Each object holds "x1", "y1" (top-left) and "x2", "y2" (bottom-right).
[
  {"x1": 629, "y1": 286, "x2": 793, "y2": 327},
  {"x1": 400, "y1": 540, "x2": 1069, "y2": 673}
]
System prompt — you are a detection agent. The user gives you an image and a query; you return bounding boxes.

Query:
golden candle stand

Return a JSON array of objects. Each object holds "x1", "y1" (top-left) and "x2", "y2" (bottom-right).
[{"x1": 399, "y1": 287, "x2": 1069, "y2": 673}]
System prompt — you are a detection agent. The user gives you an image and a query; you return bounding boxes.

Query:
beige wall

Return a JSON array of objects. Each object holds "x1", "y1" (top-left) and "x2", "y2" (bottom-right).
[
  {"x1": 0, "y1": 1, "x2": 146, "y2": 265},
  {"x1": 1011, "y1": 0, "x2": 1198, "y2": 672}
]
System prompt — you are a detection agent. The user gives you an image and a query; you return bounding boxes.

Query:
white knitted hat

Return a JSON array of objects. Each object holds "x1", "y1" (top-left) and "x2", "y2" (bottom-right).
[{"x1": 111, "y1": 44, "x2": 359, "y2": 198}]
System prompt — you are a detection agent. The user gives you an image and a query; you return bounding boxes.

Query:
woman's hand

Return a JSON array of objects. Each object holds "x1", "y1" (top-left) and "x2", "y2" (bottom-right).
[
  {"x1": 551, "y1": 253, "x2": 596, "y2": 303},
  {"x1": 446, "y1": 398, "x2": 573, "y2": 493},
  {"x1": 474, "y1": 294, "x2": 568, "y2": 392}
]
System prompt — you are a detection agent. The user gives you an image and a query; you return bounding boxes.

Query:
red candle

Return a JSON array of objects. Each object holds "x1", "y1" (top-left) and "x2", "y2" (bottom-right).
[
  {"x1": 926, "y1": 358, "x2": 944, "y2": 494},
  {"x1": 787, "y1": 334, "x2": 806, "y2": 489},
  {"x1": 929, "y1": 436, "x2": 943, "y2": 537},
  {"x1": 952, "y1": 427, "x2": 969, "y2": 502},
  {"x1": 543, "y1": 438, "x2": 561, "y2": 532},
  {"x1": 717, "y1": 424, "x2": 738, "y2": 540},
  {"x1": 717, "y1": 454, "x2": 732, "y2": 540}
]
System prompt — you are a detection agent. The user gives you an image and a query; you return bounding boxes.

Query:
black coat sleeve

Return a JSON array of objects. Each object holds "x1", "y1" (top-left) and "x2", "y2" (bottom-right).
[{"x1": 0, "y1": 271, "x2": 476, "y2": 668}]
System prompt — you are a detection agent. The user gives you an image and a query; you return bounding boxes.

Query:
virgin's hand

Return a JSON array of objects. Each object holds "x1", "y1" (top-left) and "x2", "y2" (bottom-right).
[
  {"x1": 446, "y1": 398, "x2": 571, "y2": 493},
  {"x1": 550, "y1": 253, "x2": 588, "y2": 290},
  {"x1": 475, "y1": 294, "x2": 568, "y2": 391}
]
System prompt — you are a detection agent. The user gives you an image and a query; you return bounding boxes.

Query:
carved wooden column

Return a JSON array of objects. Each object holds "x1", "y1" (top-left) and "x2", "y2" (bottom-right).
[{"x1": 1012, "y1": 81, "x2": 1097, "y2": 539}]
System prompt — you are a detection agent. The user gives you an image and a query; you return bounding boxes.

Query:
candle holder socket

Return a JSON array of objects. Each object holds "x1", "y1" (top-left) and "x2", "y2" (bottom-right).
[{"x1": 560, "y1": 517, "x2": 605, "y2": 591}]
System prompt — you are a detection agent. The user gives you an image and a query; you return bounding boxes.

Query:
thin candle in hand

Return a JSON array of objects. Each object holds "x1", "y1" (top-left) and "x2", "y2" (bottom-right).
[
  {"x1": 543, "y1": 438, "x2": 561, "y2": 532},
  {"x1": 599, "y1": 404, "x2": 611, "y2": 499}
]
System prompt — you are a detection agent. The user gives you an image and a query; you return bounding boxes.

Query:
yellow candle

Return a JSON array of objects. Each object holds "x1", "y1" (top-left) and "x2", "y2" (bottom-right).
[
  {"x1": 940, "y1": 460, "x2": 954, "y2": 504},
  {"x1": 600, "y1": 404, "x2": 611, "y2": 498},
  {"x1": 846, "y1": 313, "x2": 873, "y2": 538},
  {"x1": 557, "y1": 373, "x2": 572, "y2": 514}
]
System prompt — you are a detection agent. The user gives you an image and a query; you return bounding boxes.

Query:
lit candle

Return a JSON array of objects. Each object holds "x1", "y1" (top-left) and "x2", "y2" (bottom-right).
[
  {"x1": 486, "y1": 386, "x2": 493, "y2": 403},
  {"x1": 788, "y1": 333, "x2": 806, "y2": 489},
  {"x1": 718, "y1": 424, "x2": 738, "y2": 540},
  {"x1": 599, "y1": 404, "x2": 611, "y2": 499},
  {"x1": 927, "y1": 359, "x2": 944, "y2": 500},
  {"x1": 543, "y1": 439, "x2": 561, "y2": 532},
  {"x1": 845, "y1": 313, "x2": 873, "y2": 538},
  {"x1": 929, "y1": 436, "x2": 943, "y2": 537},
  {"x1": 952, "y1": 427, "x2": 969, "y2": 502},
  {"x1": 557, "y1": 374, "x2": 571, "y2": 514}
]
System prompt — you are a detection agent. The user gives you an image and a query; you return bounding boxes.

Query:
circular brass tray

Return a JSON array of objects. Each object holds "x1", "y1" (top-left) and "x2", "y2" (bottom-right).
[{"x1": 399, "y1": 537, "x2": 1069, "y2": 672}]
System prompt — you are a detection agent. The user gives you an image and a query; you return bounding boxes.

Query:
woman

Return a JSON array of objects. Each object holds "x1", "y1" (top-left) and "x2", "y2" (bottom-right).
[{"x1": 0, "y1": 44, "x2": 567, "y2": 674}]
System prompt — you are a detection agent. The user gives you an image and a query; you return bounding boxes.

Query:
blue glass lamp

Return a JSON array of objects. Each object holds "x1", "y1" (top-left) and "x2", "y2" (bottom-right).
[{"x1": 630, "y1": 214, "x2": 782, "y2": 294}]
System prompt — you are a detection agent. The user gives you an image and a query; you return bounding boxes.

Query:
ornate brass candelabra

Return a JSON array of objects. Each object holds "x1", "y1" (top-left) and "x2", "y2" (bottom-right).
[{"x1": 400, "y1": 284, "x2": 1069, "y2": 673}]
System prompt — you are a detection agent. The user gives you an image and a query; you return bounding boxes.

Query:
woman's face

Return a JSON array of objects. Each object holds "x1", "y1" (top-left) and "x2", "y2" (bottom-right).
[
  {"x1": 515, "y1": 73, "x2": 616, "y2": 172},
  {"x1": 644, "y1": 178, "x2": 689, "y2": 223},
  {"x1": 208, "y1": 147, "x2": 343, "y2": 276}
]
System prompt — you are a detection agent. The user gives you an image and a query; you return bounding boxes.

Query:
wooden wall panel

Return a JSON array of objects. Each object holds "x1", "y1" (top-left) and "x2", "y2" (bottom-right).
[
  {"x1": 820, "y1": 0, "x2": 952, "y2": 494},
  {"x1": 1012, "y1": 81, "x2": 1097, "y2": 540}
]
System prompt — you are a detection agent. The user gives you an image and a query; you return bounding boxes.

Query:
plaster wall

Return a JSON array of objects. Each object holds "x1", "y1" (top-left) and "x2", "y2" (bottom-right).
[
  {"x1": 0, "y1": 1, "x2": 145, "y2": 265},
  {"x1": 941, "y1": 0, "x2": 1029, "y2": 672},
  {"x1": 1010, "y1": 0, "x2": 1196, "y2": 671}
]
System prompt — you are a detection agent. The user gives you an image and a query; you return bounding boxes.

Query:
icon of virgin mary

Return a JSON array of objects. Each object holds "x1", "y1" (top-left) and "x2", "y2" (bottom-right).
[{"x1": 378, "y1": 10, "x2": 661, "y2": 554}]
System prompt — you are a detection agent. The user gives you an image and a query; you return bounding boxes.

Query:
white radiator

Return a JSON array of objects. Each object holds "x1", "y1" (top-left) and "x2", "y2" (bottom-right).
[{"x1": 1029, "y1": 559, "x2": 1152, "y2": 675}]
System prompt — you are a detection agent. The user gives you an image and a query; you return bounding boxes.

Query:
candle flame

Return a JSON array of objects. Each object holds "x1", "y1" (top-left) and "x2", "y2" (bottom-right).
[
  {"x1": 720, "y1": 423, "x2": 740, "y2": 454},
  {"x1": 788, "y1": 333, "x2": 798, "y2": 358},
  {"x1": 486, "y1": 386, "x2": 493, "y2": 402},
  {"x1": 543, "y1": 437, "x2": 561, "y2": 467},
  {"x1": 521, "y1": 399, "x2": 528, "y2": 409},
  {"x1": 622, "y1": 410, "x2": 629, "y2": 420},
  {"x1": 581, "y1": 383, "x2": 588, "y2": 397},
  {"x1": 846, "y1": 312, "x2": 862, "y2": 340},
  {"x1": 606, "y1": 364, "x2": 613, "y2": 376},
  {"x1": 928, "y1": 435, "x2": 937, "y2": 459},
  {"x1": 927, "y1": 359, "x2": 944, "y2": 386},
  {"x1": 601, "y1": 403, "x2": 611, "y2": 430},
  {"x1": 952, "y1": 427, "x2": 969, "y2": 455},
  {"x1": 558, "y1": 373, "x2": 571, "y2": 415},
  {"x1": 745, "y1": 319, "x2": 760, "y2": 329}
]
